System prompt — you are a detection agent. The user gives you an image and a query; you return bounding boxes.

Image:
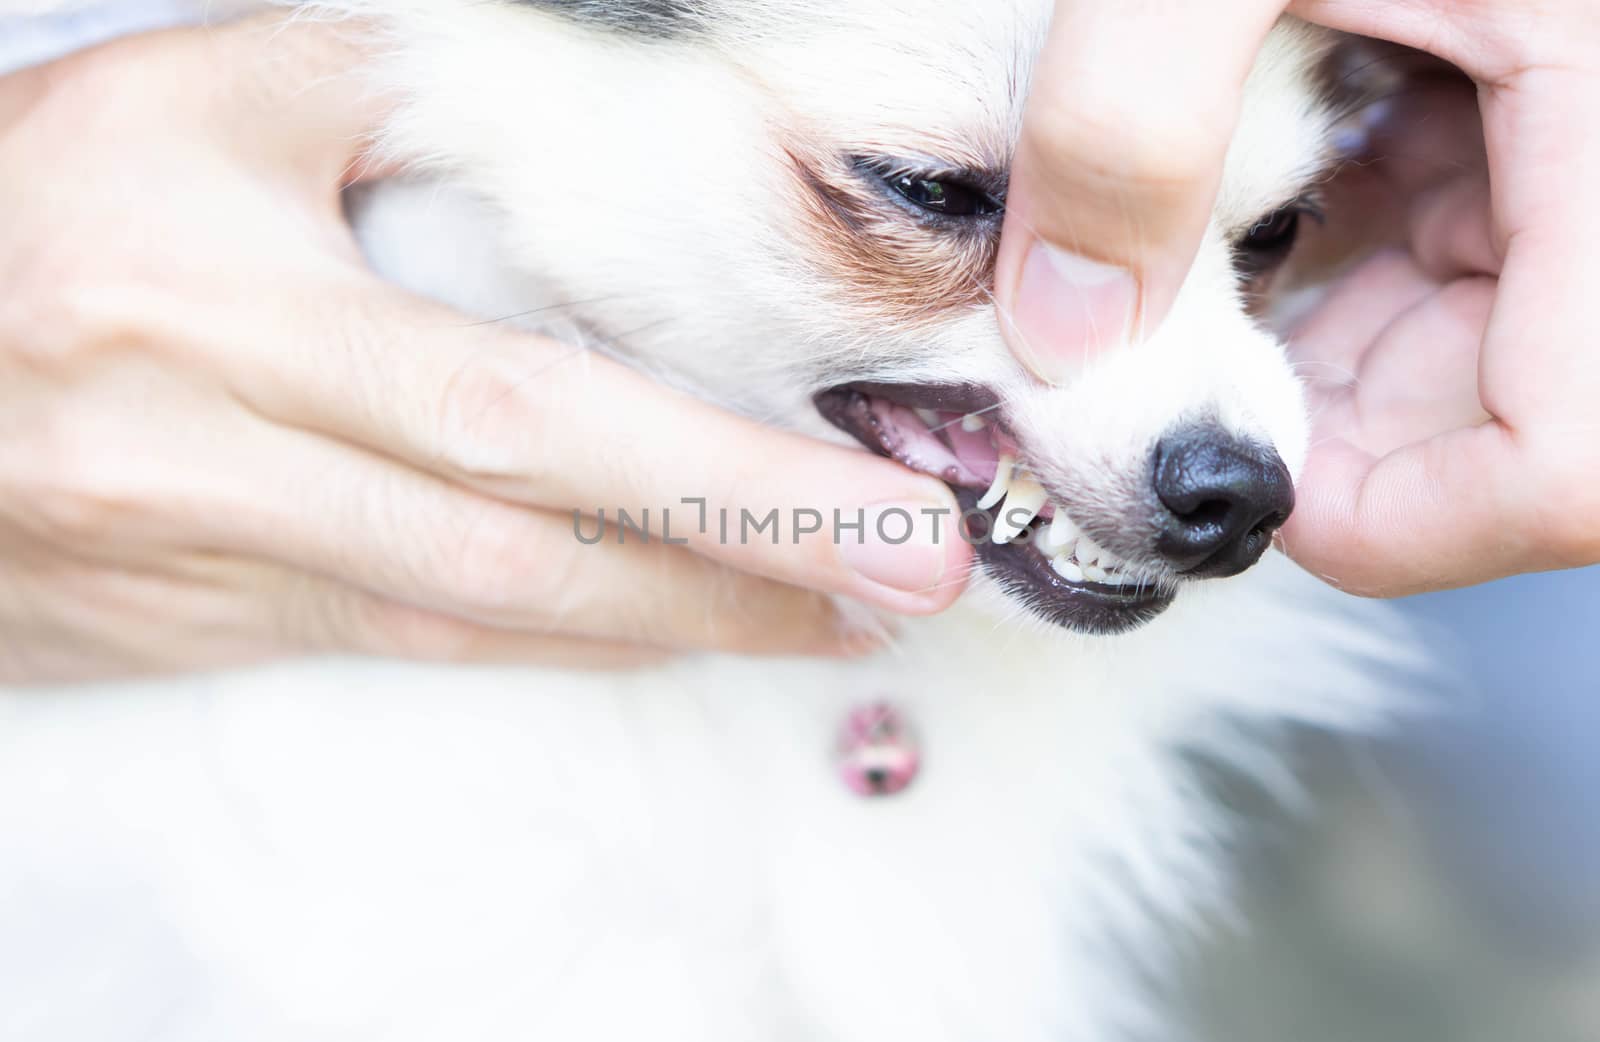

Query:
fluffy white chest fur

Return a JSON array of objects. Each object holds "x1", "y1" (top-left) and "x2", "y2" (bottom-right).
[
  {"x1": 1, "y1": 3, "x2": 1410, "y2": 1040},
  {"x1": 3, "y1": 583, "x2": 1396, "y2": 1041}
]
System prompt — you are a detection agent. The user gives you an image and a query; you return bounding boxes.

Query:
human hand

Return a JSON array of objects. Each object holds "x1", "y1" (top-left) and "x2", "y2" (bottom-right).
[
  {"x1": 997, "y1": 0, "x2": 1600, "y2": 597},
  {"x1": 0, "y1": 16, "x2": 969, "y2": 683}
]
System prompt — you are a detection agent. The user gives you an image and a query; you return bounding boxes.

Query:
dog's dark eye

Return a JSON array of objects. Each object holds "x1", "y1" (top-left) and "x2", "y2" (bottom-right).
[
  {"x1": 1233, "y1": 205, "x2": 1312, "y2": 282},
  {"x1": 1241, "y1": 208, "x2": 1301, "y2": 254},
  {"x1": 885, "y1": 173, "x2": 1002, "y2": 218}
]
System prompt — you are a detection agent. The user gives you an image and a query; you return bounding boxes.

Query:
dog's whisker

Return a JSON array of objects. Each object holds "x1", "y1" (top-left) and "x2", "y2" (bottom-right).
[
  {"x1": 466, "y1": 295, "x2": 629, "y2": 329},
  {"x1": 925, "y1": 400, "x2": 1008, "y2": 435}
]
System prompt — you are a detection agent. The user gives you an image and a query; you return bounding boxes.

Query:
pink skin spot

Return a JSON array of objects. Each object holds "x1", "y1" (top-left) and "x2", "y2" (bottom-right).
[{"x1": 837, "y1": 703, "x2": 921, "y2": 797}]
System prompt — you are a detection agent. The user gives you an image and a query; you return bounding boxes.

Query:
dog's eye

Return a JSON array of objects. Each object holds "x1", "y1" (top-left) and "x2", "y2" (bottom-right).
[
  {"x1": 884, "y1": 173, "x2": 1002, "y2": 219},
  {"x1": 1240, "y1": 208, "x2": 1301, "y2": 255},
  {"x1": 1233, "y1": 205, "x2": 1315, "y2": 282}
]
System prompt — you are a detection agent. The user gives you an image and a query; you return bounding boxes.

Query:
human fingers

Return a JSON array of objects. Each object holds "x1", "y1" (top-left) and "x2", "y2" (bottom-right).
[
  {"x1": 195, "y1": 416, "x2": 869, "y2": 658},
  {"x1": 263, "y1": 565, "x2": 677, "y2": 669},
  {"x1": 218, "y1": 282, "x2": 971, "y2": 618},
  {"x1": 0, "y1": 547, "x2": 671, "y2": 683},
  {"x1": 996, "y1": 0, "x2": 1291, "y2": 383}
]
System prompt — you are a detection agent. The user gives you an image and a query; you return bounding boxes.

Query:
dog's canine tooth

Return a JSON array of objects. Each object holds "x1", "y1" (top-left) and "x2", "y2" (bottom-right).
[
  {"x1": 960, "y1": 412, "x2": 987, "y2": 432},
  {"x1": 991, "y1": 479, "x2": 1046, "y2": 544},
  {"x1": 1076, "y1": 534, "x2": 1106, "y2": 566},
  {"x1": 976, "y1": 452, "x2": 1015, "y2": 510}
]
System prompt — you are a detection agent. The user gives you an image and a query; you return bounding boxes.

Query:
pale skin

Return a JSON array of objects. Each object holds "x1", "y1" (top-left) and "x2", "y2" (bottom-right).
[
  {"x1": 0, "y1": 19, "x2": 971, "y2": 682},
  {"x1": 999, "y1": 0, "x2": 1600, "y2": 598}
]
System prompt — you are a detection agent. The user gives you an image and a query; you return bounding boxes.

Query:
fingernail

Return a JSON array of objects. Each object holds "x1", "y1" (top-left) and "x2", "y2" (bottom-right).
[
  {"x1": 1007, "y1": 239, "x2": 1138, "y2": 384},
  {"x1": 837, "y1": 501, "x2": 955, "y2": 599}
]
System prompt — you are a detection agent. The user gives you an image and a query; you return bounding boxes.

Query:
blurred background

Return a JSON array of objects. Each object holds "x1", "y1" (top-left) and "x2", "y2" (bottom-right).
[{"x1": 1178, "y1": 568, "x2": 1600, "y2": 1042}]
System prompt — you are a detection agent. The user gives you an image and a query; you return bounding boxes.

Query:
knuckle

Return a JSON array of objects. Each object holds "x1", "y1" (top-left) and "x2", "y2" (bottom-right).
[
  {"x1": 2, "y1": 243, "x2": 171, "y2": 377},
  {"x1": 1028, "y1": 95, "x2": 1222, "y2": 194},
  {"x1": 19, "y1": 449, "x2": 141, "y2": 542},
  {"x1": 10, "y1": 287, "x2": 149, "y2": 371}
]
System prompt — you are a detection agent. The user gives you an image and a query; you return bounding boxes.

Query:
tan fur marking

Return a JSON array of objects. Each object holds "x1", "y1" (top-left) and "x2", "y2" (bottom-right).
[{"x1": 782, "y1": 145, "x2": 999, "y2": 326}]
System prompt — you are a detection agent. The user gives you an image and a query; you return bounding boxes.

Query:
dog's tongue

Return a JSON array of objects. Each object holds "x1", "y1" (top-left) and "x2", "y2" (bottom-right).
[
  {"x1": 869, "y1": 401, "x2": 986, "y2": 486},
  {"x1": 944, "y1": 420, "x2": 1005, "y2": 484},
  {"x1": 867, "y1": 400, "x2": 1053, "y2": 514}
]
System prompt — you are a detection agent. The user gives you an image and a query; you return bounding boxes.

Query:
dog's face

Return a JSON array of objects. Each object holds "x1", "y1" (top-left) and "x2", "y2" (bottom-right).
[{"x1": 376, "y1": 1, "x2": 1347, "y2": 634}]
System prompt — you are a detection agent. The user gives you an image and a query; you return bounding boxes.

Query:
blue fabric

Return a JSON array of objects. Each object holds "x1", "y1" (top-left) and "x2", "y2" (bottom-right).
[{"x1": 1393, "y1": 568, "x2": 1600, "y2": 952}]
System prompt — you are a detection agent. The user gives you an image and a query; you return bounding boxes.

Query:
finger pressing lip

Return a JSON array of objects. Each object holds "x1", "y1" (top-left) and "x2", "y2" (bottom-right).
[
  {"x1": 234, "y1": 285, "x2": 973, "y2": 618},
  {"x1": 129, "y1": 386, "x2": 865, "y2": 658}
]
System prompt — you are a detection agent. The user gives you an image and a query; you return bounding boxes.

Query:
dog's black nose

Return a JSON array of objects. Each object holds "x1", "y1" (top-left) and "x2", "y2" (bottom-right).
[{"x1": 1151, "y1": 425, "x2": 1293, "y2": 578}]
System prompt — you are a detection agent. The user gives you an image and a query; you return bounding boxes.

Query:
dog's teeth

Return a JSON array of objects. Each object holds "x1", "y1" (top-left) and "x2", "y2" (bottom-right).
[
  {"x1": 915, "y1": 408, "x2": 941, "y2": 428},
  {"x1": 976, "y1": 453, "x2": 1015, "y2": 510},
  {"x1": 1051, "y1": 555, "x2": 1085, "y2": 583},
  {"x1": 991, "y1": 479, "x2": 1046, "y2": 544},
  {"x1": 1076, "y1": 534, "x2": 1106, "y2": 566},
  {"x1": 960, "y1": 412, "x2": 987, "y2": 432},
  {"x1": 1039, "y1": 510, "x2": 1080, "y2": 555},
  {"x1": 1082, "y1": 562, "x2": 1107, "y2": 582}
]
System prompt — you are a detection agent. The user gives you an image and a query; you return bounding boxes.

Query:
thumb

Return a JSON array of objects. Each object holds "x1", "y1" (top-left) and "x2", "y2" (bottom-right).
[{"x1": 997, "y1": 0, "x2": 1289, "y2": 383}]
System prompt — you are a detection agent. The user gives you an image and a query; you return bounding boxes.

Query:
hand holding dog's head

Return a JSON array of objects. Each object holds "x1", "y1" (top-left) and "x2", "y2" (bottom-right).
[{"x1": 372, "y1": 2, "x2": 1351, "y2": 631}]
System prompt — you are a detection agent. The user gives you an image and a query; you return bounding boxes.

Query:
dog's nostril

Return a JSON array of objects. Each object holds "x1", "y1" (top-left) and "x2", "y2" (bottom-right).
[
  {"x1": 1150, "y1": 424, "x2": 1294, "y2": 579},
  {"x1": 1181, "y1": 498, "x2": 1232, "y2": 530}
]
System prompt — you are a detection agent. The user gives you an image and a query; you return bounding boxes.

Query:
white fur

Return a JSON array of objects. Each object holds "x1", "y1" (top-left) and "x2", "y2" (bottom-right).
[{"x1": 0, "y1": 5, "x2": 1414, "y2": 1041}]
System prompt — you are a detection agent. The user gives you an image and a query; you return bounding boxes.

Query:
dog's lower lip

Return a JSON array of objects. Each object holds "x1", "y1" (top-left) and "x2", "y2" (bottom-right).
[
  {"x1": 816, "y1": 383, "x2": 1174, "y2": 633},
  {"x1": 954, "y1": 489, "x2": 1174, "y2": 634}
]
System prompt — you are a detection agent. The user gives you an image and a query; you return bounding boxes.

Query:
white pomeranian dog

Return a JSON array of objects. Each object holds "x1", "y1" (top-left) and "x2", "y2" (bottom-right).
[{"x1": 0, "y1": 3, "x2": 1409, "y2": 1040}]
